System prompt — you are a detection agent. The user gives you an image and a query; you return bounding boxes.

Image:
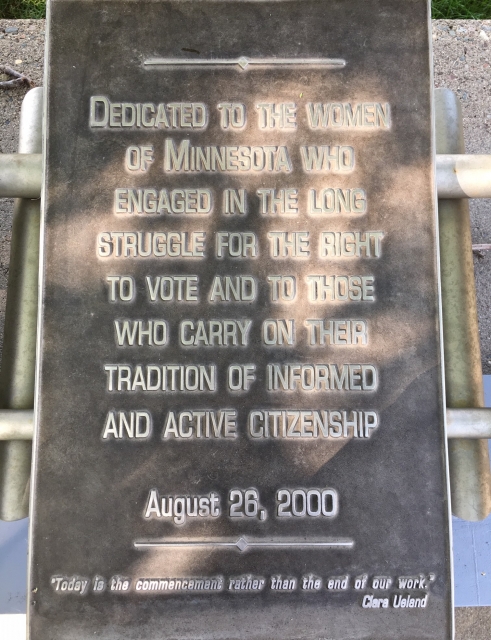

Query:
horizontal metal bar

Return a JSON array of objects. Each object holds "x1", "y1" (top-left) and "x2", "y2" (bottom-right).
[
  {"x1": 0, "y1": 154, "x2": 42, "y2": 198},
  {"x1": 437, "y1": 154, "x2": 491, "y2": 199},
  {"x1": 446, "y1": 408, "x2": 491, "y2": 439},
  {"x1": 0, "y1": 410, "x2": 33, "y2": 440},
  {"x1": 0, "y1": 153, "x2": 491, "y2": 200},
  {"x1": 0, "y1": 407, "x2": 489, "y2": 441}
]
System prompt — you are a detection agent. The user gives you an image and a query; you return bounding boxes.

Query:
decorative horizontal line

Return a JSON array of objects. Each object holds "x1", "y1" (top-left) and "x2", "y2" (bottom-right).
[
  {"x1": 144, "y1": 57, "x2": 346, "y2": 71},
  {"x1": 134, "y1": 536, "x2": 354, "y2": 552}
]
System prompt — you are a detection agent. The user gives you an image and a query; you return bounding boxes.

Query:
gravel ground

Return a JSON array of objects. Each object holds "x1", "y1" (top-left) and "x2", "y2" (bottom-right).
[{"x1": 1, "y1": 17, "x2": 491, "y2": 637}]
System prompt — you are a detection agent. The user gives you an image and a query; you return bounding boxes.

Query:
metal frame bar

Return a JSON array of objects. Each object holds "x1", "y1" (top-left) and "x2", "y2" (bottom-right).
[
  {"x1": 437, "y1": 154, "x2": 491, "y2": 199},
  {"x1": 0, "y1": 410, "x2": 34, "y2": 440},
  {"x1": 2, "y1": 408, "x2": 490, "y2": 441},
  {"x1": 435, "y1": 88, "x2": 491, "y2": 522},
  {"x1": 2, "y1": 153, "x2": 491, "y2": 200},
  {"x1": 0, "y1": 87, "x2": 42, "y2": 521},
  {"x1": 447, "y1": 409, "x2": 491, "y2": 439},
  {"x1": 0, "y1": 154, "x2": 42, "y2": 199}
]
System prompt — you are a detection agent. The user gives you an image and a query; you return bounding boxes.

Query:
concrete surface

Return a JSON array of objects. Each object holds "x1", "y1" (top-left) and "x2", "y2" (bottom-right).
[
  {"x1": 0, "y1": 16, "x2": 490, "y2": 639},
  {"x1": 455, "y1": 607, "x2": 491, "y2": 638}
]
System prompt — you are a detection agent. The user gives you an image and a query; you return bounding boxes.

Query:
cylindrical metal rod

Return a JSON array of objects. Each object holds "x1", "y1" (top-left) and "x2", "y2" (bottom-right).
[
  {"x1": 0, "y1": 87, "x2": 43, "y2": 521},
  {"x1": 0, "y1": 410, "x2": 34, "y2": 440},
  {"x1": 2, "y1": 152, "x2": 490, "y2": 200},
  {"x1": 447, "y1": 409, "x2": 491, "y2": 439},
  {"x1": 0, "y1": 154, "x2": 42, "y2": 198},
  {"x1": 1, "y1": 405, "x2": 486, "y2": 442},
  {"x1": 437, "y1": 154, "x2": 491, "y2": 199},
  {"x1": 436, "y1": 88, "x2": 491, "y2": 522}
]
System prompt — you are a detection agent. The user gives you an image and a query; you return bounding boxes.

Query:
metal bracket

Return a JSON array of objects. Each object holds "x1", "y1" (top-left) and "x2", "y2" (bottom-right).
[
  {"x1": 435, "y1": 88, "x2": 491, "y2": 522},
  {"x1": 0, "y1": 87, "x2": 490, "y2": 520},
  {"x1": 0, "y1": 87, "x2": 42, "y2": 522}
]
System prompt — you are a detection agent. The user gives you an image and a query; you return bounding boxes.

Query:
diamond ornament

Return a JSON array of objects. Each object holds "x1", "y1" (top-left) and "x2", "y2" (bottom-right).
[
  {"x1": 236, "y1": 537, "x2": 248, "y2": 551},
  {"x1": 237, "y1": 57, "x2": 249, "y2": 70}
]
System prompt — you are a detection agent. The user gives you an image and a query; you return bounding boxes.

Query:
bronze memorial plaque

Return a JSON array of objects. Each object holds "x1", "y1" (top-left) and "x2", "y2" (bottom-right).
[{"x1": 29, "y1": 1, "x2": 452, "y2": 638}]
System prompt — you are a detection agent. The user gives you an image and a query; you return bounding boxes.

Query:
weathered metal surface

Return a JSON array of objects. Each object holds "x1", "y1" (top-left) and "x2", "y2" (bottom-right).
[
  {"x1": 29, "y1": 1, "x2": 451, "y2": 638},
  {"x1": 446, "y1": 408, "x2": 491, "y2": 439},
  {"x1": 0, "y1": 410, "x2": 34, "y2": 441},
  {"x1": 0, "y1": 153, "x2": 42, "y2": 199},
  {"x1": 435, "y1": 88, "x2": 491, "y2": 522},
  {"x1": 436, "y1": 154, "x2": 491, "y2": 199}
]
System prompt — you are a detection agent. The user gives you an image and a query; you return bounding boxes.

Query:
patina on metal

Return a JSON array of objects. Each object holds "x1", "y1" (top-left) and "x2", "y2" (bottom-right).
[
  {"x1": 29, "y1": 1, "x2": 452, "y2": 638},
  {"x1": 0, "y1": 153, "x2": 42, "y2": 199}
]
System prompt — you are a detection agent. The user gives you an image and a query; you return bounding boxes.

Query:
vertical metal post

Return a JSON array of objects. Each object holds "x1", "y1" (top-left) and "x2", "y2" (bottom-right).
[
  {"x1": 435, "y1": 88, "x2": 491, "y2": 521},
  {"x1": 0, "y1": 87, "x2": 43, "y2": 521}
]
